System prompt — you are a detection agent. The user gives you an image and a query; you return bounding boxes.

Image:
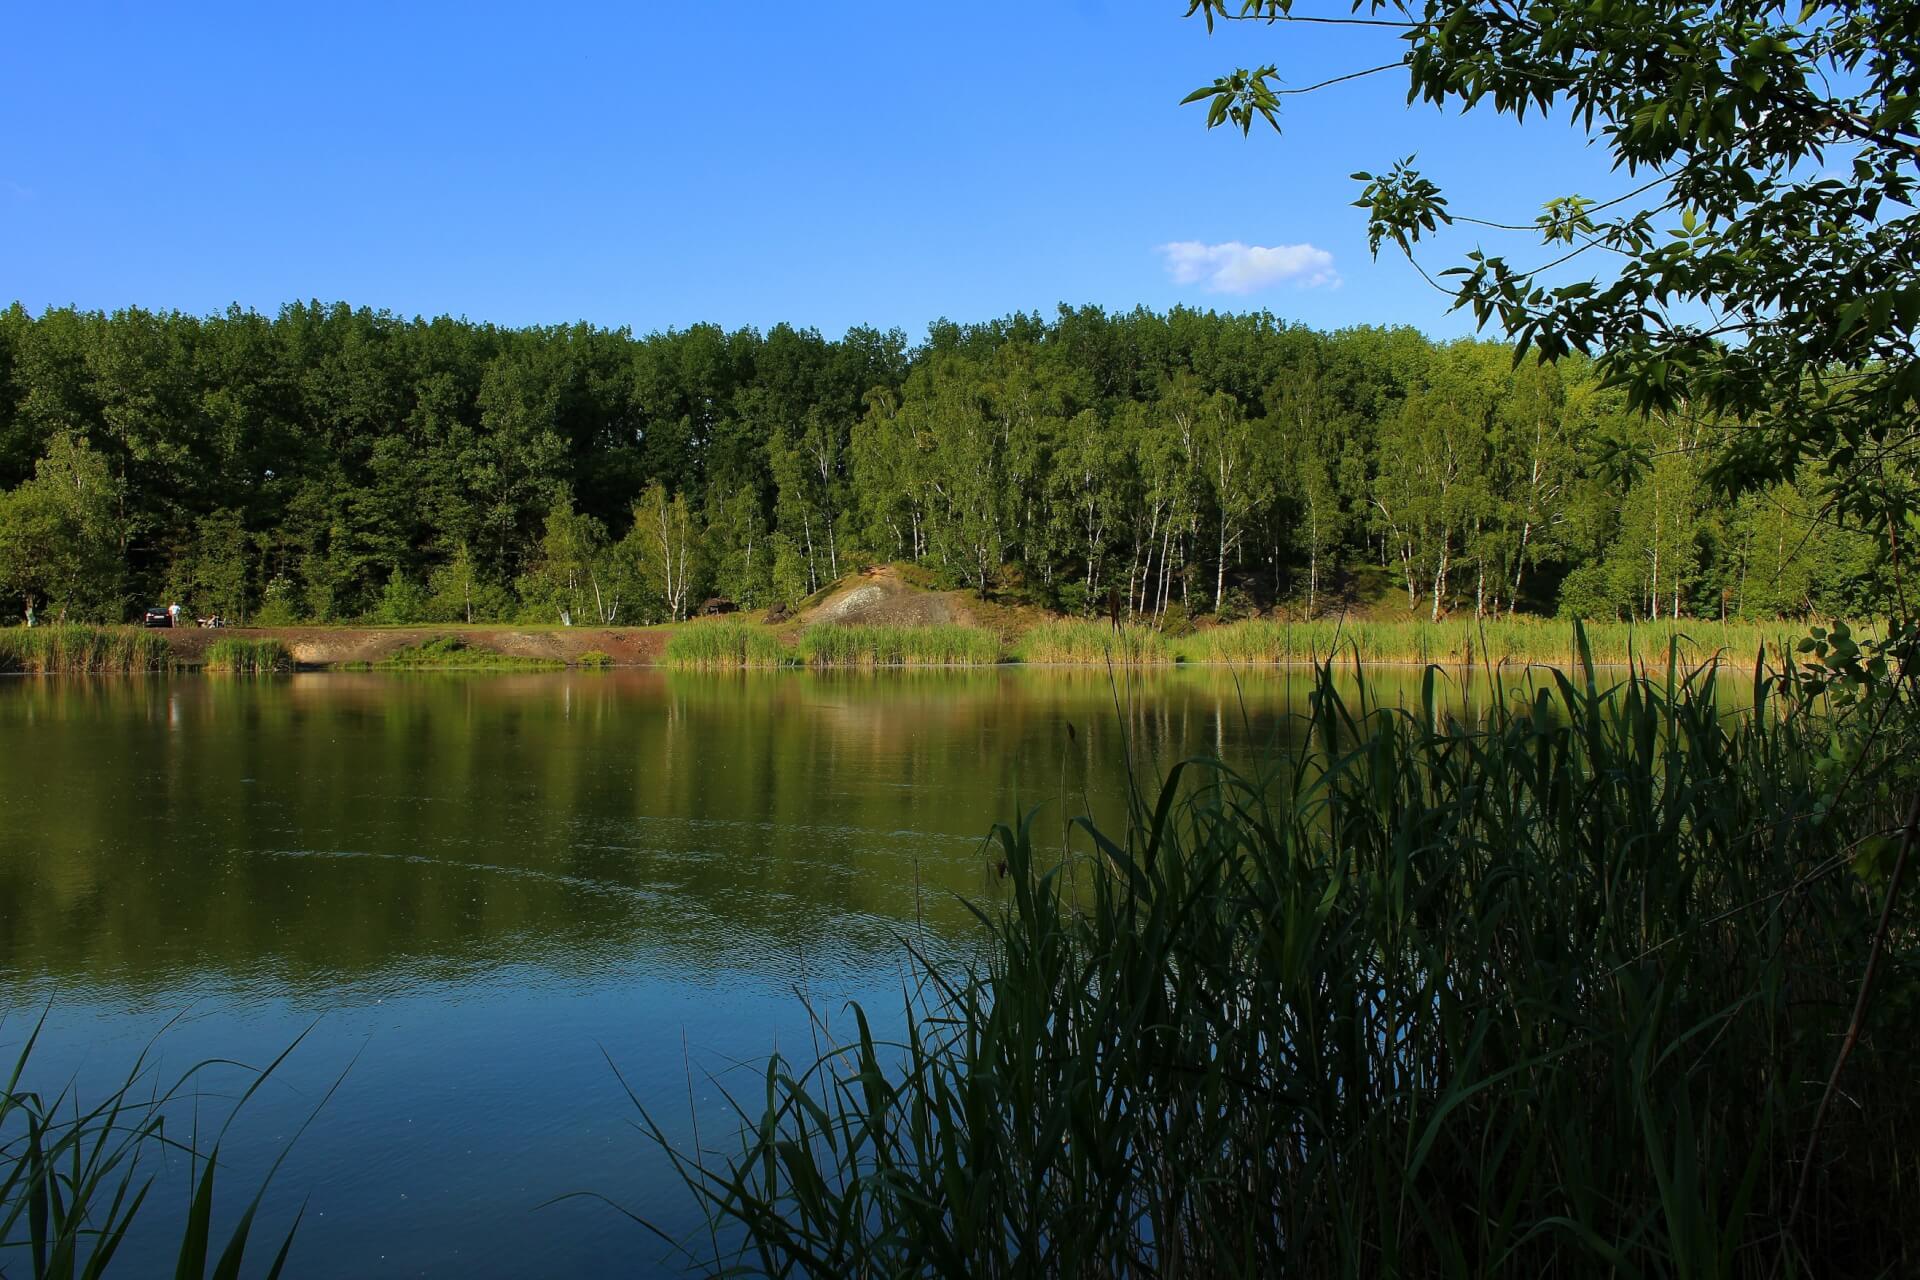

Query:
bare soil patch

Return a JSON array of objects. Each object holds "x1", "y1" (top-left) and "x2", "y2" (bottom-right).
[{"x1": 165, "y1": 625, "x2": 671, "y2": 668}]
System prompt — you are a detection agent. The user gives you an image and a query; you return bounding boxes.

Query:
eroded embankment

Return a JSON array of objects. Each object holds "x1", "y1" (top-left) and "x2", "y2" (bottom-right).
[{"x1": 161, "y1": 625, "x2": 671, "y2": 668}]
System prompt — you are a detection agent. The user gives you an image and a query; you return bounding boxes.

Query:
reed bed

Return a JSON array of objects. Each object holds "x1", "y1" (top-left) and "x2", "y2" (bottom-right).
[
  {"x1": 1, "y1": 1012, "x2": 321, "y2": 1278},
  {"x1": 0, "y1": 625, "x2": 171, "y2": 674},
  {"x1": 201, "y1": 637, "x2": 295, "y2": 673},
  {"x1": 663, "y1": 622, "x2": 796, "y2": 669},
  {"x1": 1174, "y1": 616, "x2": 1806, "y2": 667},
  {"x1": 797, "y1": 624, "x2": 1001, "y2": 667},
  {"x1": 1015, "y1": 620, "x2": 1170, "y2": 664},
  {"x1": 646, "y1": 655, "x2": 1920, "y2": 1277}
]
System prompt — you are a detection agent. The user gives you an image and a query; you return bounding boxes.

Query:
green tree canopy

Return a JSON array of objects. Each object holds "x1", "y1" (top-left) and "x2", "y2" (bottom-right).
[{"x1": 1187, "y1": 0, "x2": 1920, "y2": 531}]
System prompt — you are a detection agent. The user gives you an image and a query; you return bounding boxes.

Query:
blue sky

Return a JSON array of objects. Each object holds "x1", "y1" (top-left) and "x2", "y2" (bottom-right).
[{"x1": 2, "y1": 2, "x2": 1625, "y2": 341}]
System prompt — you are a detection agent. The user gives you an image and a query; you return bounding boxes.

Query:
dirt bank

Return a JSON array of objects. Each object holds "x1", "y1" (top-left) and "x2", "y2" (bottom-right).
[{"x1": 164, "y1": 625, "x2": 671, "y2": 668}]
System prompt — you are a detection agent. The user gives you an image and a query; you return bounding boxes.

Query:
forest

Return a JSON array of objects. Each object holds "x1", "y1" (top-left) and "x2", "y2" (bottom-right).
[{"x1": 0, "y1": 300, "x2": 1890, "y2": 627}]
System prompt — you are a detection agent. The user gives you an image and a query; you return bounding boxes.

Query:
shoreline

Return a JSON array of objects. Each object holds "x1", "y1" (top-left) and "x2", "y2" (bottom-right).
[{"x1": 0, "y1": 619, "x2": 1806, "y2": 676}]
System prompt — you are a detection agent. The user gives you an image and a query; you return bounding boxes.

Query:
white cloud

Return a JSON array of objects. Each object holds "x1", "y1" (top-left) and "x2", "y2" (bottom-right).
[{"x1": 1157, "y1": 240, "x2": 1340, "y2": 293}]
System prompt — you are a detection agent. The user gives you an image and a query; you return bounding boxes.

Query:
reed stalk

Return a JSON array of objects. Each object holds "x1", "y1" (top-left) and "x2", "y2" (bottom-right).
[
  {"x1": 663, "y1": 622, "x2": 796, "y2": 669},
  {"x1": 0, "y1": 626, "x2": 171, "y2": 674},
  {"x1": 641, "y1": 650, "x2": 1919, "y2": 1277},
  {"x1": 201, "y1": 637, "x2": 294, "y2": 673}
]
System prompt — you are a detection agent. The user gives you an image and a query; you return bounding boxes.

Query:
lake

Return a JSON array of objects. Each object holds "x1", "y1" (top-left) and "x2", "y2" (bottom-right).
[{"x1": 1, "y1": 666, "x2": 1465, "y2": 1276}]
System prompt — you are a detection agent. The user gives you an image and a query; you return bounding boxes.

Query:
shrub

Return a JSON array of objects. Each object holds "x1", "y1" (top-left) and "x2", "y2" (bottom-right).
[
  {"x1": 374, "y1": 567, "x2": 430, "y2": 624},
  {"x1": 251, "y1": 576, "x2": 303, "y2": 626},
  {"x1": 1213, "y1": 586, "x2": 1256, "y2": 624}
]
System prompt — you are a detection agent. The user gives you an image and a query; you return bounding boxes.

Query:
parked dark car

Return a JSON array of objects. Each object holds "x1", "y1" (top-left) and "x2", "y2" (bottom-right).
[{"x1": 143, "y1": 606, "x2": 172, "y2": 628}]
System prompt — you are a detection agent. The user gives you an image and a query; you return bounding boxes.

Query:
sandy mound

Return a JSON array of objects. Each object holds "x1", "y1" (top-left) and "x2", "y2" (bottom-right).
[{"x1": 800, "y1": 567, "x2": 976, "y2": 628}]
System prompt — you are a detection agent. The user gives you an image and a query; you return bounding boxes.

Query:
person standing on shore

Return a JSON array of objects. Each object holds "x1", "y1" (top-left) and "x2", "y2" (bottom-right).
[{"x1": 168, "y1": 602, "x2": 180, "y2": 627}]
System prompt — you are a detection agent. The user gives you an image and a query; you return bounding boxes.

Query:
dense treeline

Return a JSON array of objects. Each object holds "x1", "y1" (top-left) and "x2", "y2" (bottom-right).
[{"x1": 0, "y1": 301, "x2": 1891, "y2": 626}]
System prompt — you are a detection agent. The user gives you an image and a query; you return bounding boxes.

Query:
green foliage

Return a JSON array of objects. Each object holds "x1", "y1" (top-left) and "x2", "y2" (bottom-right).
[
  {"x1": 251, "y1": 576, "x2": 302, "y2": 627},
  {"x1": 662, "y1": 622, "x2": 796, "y2": 669},
  {"x1": 0, "y1": 434, "x2": 123, "y2": 623},
  {"x1": 630, "y1": 482, "x2": 698, "y2": 622},
  {"x1": 0, "y1": 625, "x2": 169, "y2": 674},
  {"x1": 1213, "y1": 586, "x2": 1254, "y2": 623},
  {"x1": 516, "y1": 502, "x2": 612, "y2": 626},
  {"x1": 373, "y1": 567, "x2": 428, "y2": 625},
  {"x1": 185, "y1": 509, "x2": 249, "y2": 623},
  {"x1": 1187, "y1": 0, "x2": 1920, "y2": 528},
  {"x1": 702, "y1": 484, "x2": 770, "y2": 610},
  {"x1": 0, "y1": 304, "x2": 1898, "y2": 630},
  {"x1": 796, "y1": 624, "x2": 1001, "y2": 667},
  {"x1": 573, "y1": 649, "x2": 614, "y2": 668},
  {"x1": 425, "y1": 545, "x2": 511, "y2": 624},
  {"x1": 645, "y1": 659, "x2": 1919, "y2": 1274},
  {"x1": 766, "y1": 534, "x2": 812, "y2": 609},
  {"x1": 200, "y1": 638, "x2": 294, "y2": 674}
]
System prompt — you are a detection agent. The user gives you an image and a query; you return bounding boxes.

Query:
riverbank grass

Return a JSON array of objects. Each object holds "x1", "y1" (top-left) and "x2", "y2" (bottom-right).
[
  {"x1": 664, "y1": 621, "x2": 796, "y2": 668},
  {"x1": 1015, "y1": 620, "x2": 1170, "y2": 664},
  {"x1": 0, "y1": 625, "x2": 170, "y2": 673},
  {"x1": 797, "y1": 624, "x2": 1001, "y2": 667},
  {"x1": 202, "y1": 636, "x2": 295, "y2": 673},
  {"x1": 1173, "y1": 616, "x2": 1803, "y2": 667}
]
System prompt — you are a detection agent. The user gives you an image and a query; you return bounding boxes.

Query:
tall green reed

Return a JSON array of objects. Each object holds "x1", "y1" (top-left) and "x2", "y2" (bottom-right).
[
  {"x1": 1015, "y1": 620, "x2": 1170, "y2": 664},
  {"x1": 663, "y1": 623, "x2": 796, "y2": 669},
  {"x1": 797, "y1": 625, "x2": 1001, "y2": 667},
  {"x1": 0, "y1": 628, "x2": 171, "y2": 675},
  {"x1": 1, "y1": 1013, "x2": 330, "y2": 1279},
  {"x1": 1173, "y1": 616, "x2": 1804, "y2": 667},
  {"x1": 200, "y1": 638, "x2": 294, "y2": 674},
  {"x1": 639, "y1": 651, "x2": 1918, "y2": 1277}
]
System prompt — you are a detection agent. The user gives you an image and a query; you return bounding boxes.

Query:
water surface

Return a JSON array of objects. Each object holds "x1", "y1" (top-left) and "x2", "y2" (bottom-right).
[{"x1": 2, "y1": 666, "x2": 1460, "y2": 1276}]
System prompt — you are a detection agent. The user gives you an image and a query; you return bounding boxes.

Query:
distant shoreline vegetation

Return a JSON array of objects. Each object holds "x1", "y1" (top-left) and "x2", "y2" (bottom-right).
[
  {"x1": 0, "y1": 302, "x2": 1892, "y2": 635},
  {"x1": 0, "y1": 617, "x2": 1827, "y2": 674}
]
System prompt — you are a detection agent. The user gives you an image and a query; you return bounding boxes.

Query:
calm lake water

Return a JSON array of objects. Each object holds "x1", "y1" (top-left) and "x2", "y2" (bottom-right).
[{"x1": 1, "y1": 667, "x2": 1468, "y2": 1276}]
